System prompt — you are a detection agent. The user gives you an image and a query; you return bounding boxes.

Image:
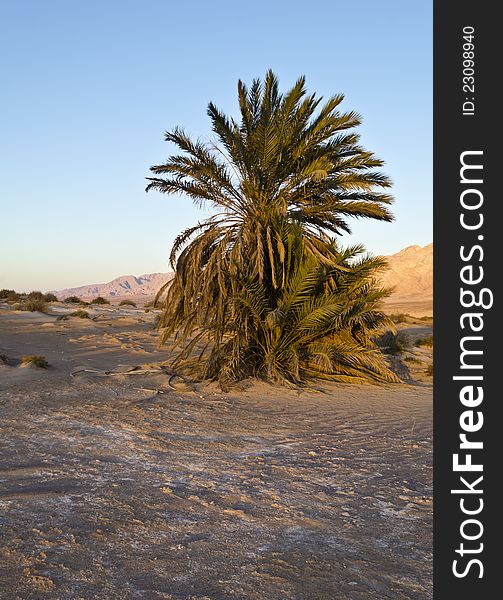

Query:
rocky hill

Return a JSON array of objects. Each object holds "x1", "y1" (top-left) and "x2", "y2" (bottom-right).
[
  {"x1": 379, "y1": 243, "x2": 433, "y2": 315},
  {"x1": 54, "y1": 272, "x2": 173, "y2": 300},
  {"x1": 380, "y1": 243, "x2": 432, "y2": 299}
]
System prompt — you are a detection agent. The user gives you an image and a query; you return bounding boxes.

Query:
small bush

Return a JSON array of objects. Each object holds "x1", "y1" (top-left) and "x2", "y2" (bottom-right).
[
  {"x1": 426, "y1": 364, "x2": 433, "y2": 376},
  {"x1": 415, "y1": 334, "x2": 433, "y2": 348},
  {"x1": 27, "y1": 290, "x2": 45, "y2": 301},
  {"x1": 22, "y1": 298, "x2": 48, "y2": 312},
  {"x1": 119, "y1": 300, "x2": 136, "y2": 307},
  {"x1": 44, "y1": 292, "x2": 58, "y2": 302},
  {"x1": 377, "y1": 331, "x2": 411, "y2": 355},
  {"x1": 69, "y1": 309, "x2": 90, "y2": 319},
  {"x1": 0, "y1": 353, "x2": 10, "y2": 365},
  {"x1": 65, "y1": 295, "x2": 82, "y2": 304},
  {"x1": 0, "y1": 289, "x2": 21, "y2": 301},
  {"x1": 91, "y1": 296, "x2": 110, "y2": 305},
  {"x1": 145, "y1": 299, "x2": 165, "y2": 310},
  {"x1": 21, "y1": 355, "x2": 49, "y2": 368},
  {"x1": 404, "y1": 356, "x2": 421, "y2": 364},
  {"x1": 389, "y1": 313, "x2": 410, "y2": 324}
]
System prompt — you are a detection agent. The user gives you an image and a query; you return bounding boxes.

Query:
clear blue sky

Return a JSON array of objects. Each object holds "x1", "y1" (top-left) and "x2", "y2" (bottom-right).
[{"x1": 0, "y1": 0, "x2": 432, "y2": 292}]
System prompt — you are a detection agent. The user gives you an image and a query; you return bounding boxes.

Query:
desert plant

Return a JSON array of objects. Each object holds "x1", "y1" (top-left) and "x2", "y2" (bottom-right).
[
  {"x1": 376, "y1": 330, "x2": 410, "y2": 355},
  {"x1": 4, "y1": 292, "x2": 21, "y2": 302},
  {"x1": 144, "y1": 299, "x2": 164, "y2": 311},
  {"x1": 415, "y1": 334, "x2": 433, "y2": 348},
  {"x1": 69, "y1": 309, "x2": 90, "y2": 319},
  {"x1": 65, "y1": 295, "x2": 82, "y2": 304},
  {"x1": 0, "y1": 353, "x2": 10, "y2": 365},
  {"x1": 91, "y1": 296, "x2": 110, "y2": 305},
  {"x1": 159, "y1": 238, "x2": 399, "y2": 384},
  {"x1": 147, "y1": 71, "x2": 395, "y2": 385},
  {"x1": 426, "y1": 364, "x2": 433, "y2": 376},
  {"x1": 0, "y1": 288, "x2": 19, "y2": 300},
  {"x1": 43, "y1": 292, "x2": 58, "y2": 302},
  {"x1": 27, "y1": 290, "x2": 45, "y2": 301},
  {"x1": 388, "y1": 313, "x2": 410, "y2": 324},
  {"x1": 404, "y1": 356, "x2": 421, "y2": 364},
  {"x1": 21, "y1": 355, "x2": 49, "y2": 368},
  {"x1": 119, "y1": 300, "x2": 137, "y2": 307},
  {"x1": 22, "y1": 298, "x2": 48, "y2": 312}
]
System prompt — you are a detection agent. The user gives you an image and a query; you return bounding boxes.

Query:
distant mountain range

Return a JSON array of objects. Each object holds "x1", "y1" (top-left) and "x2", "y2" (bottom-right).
[
  {"x1": 53, "y1": 272, "x2": 173, "y2": 300},
  {"x1": 53, "y1": 244, "x2": 433, "y2": 308}
]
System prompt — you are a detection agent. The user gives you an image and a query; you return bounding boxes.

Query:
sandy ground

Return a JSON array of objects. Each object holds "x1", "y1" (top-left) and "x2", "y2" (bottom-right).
[
  {"x1": 381, "y1": 299, "x2": 433, "y2": 319},
  {"x1": 0, "y1": 303, "x2": 432, "y2": 600}
]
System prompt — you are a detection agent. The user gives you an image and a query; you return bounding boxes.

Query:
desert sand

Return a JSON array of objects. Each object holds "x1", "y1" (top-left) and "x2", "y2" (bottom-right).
[{"x1": 0, "y1": 302, "x2": 432, "y2": 599}]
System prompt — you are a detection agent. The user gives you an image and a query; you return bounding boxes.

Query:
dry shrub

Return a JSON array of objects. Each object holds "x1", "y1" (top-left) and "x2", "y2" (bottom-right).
[
  {"x1": 119, "y1": 300, "x2": 136, "y2": 307},
  {"x1": 69, "y1": 310, "x2": 90, "y2": 319},
  {"x1": 21, "y1": 355, "x2": 49, "y2": 368},
  {"x1": 22, "y1": 298, "x2": 48, "y2": 312},
  {"x1": 91, "y1": 296, "x2": 110, "y2": 305},
  {"x1": 415, "y1": 335, "x2": 433, "y2": 347}
]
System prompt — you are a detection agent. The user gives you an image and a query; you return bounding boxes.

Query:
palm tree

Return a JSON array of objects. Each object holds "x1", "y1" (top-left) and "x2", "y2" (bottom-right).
[{"x1": 147, "y1": 71, "x2": 396, "y2": 384}]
